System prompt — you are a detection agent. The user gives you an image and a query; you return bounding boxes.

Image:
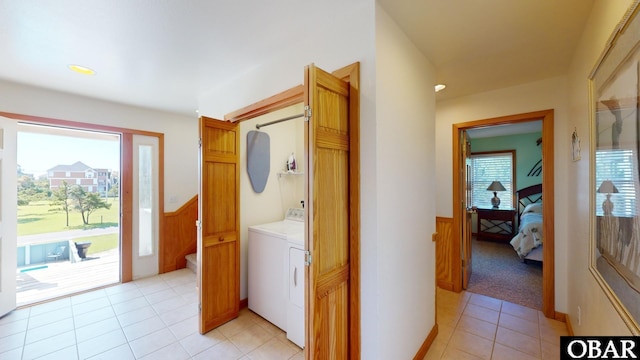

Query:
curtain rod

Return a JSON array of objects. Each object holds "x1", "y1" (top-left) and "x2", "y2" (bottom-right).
[{"x1": 256, "y1": 113, "x2": 304, "y2": 129}]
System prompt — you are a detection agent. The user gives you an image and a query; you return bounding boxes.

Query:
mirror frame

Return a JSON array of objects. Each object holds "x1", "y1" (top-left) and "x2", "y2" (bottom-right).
[{"x1": 589, "y1": 0, "x2": 640, "y2": 335}]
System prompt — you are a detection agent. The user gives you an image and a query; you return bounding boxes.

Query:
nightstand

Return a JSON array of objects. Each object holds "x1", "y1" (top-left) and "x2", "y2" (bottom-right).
[{"x1": 476, "y1": 207, "x2": 516, "y2": 242}]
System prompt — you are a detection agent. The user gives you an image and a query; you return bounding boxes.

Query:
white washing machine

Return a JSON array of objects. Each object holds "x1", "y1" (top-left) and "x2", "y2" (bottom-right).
[{"x1": 248, "y1": 208, "x2": 305, "y2": 343}]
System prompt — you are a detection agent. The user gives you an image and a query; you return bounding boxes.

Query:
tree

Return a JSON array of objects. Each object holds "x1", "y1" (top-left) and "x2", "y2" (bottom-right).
[
  {"x1": 69, "y1": 185, "x2": 111, "y2": 225},
  {"x1": 18, "y1": 173, "x2": 50, "y2": 205},
  {"x1": 108, "y1": 185, "x2": 119, "y2": 198},
  {"x1": 82, "y1": 192, "x2": 112, "y2": 224},
  {"x1": 51, "y1": 181, "x2": 72, "y2": 227},
  {"x1": 17, "y1": 174, "x2": 35, "y2": 205}
]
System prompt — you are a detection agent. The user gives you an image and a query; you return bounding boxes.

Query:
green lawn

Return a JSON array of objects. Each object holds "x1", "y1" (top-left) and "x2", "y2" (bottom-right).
[{"x1": 18, "y1": 197, "x2": 120, "y2": 236}]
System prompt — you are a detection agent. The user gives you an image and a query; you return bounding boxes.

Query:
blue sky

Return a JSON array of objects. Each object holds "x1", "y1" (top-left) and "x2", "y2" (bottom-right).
[{"x1": 17, "y1": 131, "x2": 120, "y2": 177}]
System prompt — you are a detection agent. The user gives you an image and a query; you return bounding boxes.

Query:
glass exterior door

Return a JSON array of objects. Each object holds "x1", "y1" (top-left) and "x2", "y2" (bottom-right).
[{"x1": 132, "y1": 135, "x2": 159, "y2": 279}]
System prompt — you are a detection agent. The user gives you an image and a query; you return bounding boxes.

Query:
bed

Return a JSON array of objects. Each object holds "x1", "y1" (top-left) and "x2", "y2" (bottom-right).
[{"x1": 509, "y1": 184, "x2": 543, "y2": 262}]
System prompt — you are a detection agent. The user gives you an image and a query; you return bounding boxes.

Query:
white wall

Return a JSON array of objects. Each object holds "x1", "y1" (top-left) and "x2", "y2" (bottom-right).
[
  {"x1": 565, "y1": 0, "x2": 634, "y2": 335},
  {"x1": 374, "y1": 5, "x2": 437, "y2": 358},
  {"x1": 196, "y1": 1, "x2": 375, "y2": 120},
  {"x1": 239, "y1": 104, "x2": 304, "y2": 300},
  {"x1": 0, "y1": 79, "x2": 198, "y2": 212}
]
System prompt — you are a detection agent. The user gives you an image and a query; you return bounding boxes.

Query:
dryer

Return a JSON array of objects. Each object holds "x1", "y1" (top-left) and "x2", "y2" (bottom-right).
[
  {"x1": 248, "y1": 208, "x2": 304, "y2": 334},
  {"x1": 287, "y1": 230, "x2": 305, "y2": 348}
]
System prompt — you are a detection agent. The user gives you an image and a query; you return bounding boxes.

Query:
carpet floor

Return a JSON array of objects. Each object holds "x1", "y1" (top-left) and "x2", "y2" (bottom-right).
[{"x1": 467, "y1": 237, "x2": 543, "y2": 310}]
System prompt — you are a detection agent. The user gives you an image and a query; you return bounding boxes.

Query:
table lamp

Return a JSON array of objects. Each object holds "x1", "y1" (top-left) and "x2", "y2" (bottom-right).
[
  {"x1": 487, "y1": 181, "x2": 506, "y2": 208},
  {"x1": 597, "y1": 180, "x2": 619, "y2": 215}
]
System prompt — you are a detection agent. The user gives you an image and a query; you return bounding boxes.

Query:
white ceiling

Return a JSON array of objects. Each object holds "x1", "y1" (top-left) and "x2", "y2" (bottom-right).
[
  {"x1": 0, "y1": 1, "x2": 595, "y2": 116},
  {"x1": 378, "y1": 0, "x2": 595, "y2": 101}
]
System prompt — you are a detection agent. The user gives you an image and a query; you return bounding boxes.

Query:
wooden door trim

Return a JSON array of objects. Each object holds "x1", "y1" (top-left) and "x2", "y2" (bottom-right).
[
  {"x1": 452, "y1": 109, "x2": 555, "y2": 318},
  {"x1": 0, "y1": 111, "x2": 165, "y2": 283},
  {"x1": 224, "y1": 85, "x2": 304, "y2": 122},
  {"x1": 0, "y1": 111, "x2": 166, "y2": 137}
]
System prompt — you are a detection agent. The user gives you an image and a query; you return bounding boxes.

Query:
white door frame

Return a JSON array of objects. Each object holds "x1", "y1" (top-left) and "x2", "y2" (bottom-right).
[{"x1": 0, "y1": 116, "x2": 17, "y2": 317}]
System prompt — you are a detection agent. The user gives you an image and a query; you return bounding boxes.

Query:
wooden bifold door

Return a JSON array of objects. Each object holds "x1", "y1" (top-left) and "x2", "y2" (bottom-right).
[{"x1": 197, "y1": 62, "x2": 361, "y2": 359}]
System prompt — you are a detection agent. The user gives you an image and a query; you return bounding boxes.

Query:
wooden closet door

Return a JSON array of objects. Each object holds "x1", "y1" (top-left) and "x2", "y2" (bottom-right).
[
  {"x1": 461, "y1": 131, "x2": 473, "y2": 289},
  {"x1": 198, "y1": 117, "x2": 240, "y2": 333},
  {"x1": 305, "y1": 64, "x2": 352, "y2": 359}
]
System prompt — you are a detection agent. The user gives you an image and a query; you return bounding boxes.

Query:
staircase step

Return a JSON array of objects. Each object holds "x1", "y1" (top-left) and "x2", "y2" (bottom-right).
[{"x1": 185, "y1": 253, "x2": 197, "y2": 273}]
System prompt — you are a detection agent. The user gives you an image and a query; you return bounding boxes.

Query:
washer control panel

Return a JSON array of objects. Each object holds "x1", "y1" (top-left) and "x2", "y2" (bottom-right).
[{"x1": 285, "y1": 208, "x2": 305, "y2": 222}]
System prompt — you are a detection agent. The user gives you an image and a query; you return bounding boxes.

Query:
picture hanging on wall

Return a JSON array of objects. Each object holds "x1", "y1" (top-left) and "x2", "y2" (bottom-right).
[
  {"x1": 589, "y1": 0, "x2": 640, "y2": 335},
  {"x1": 572, "y1": 127, "x2": 581, "y2": 162}
]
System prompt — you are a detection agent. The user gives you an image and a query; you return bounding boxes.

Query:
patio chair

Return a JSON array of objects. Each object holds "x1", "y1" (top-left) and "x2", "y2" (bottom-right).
[{"x1": 46, "y1": 245, "x2": 66, "y2": 263}]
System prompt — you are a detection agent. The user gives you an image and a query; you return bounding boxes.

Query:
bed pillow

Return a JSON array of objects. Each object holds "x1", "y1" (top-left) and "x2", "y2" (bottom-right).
[{"x1": 522, "y1": 203, "x2": 542, "y2": 214}]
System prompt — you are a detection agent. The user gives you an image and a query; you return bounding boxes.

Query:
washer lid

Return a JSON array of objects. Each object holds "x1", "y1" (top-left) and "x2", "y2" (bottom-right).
[
  {"x1": 249, "y1": 218, "x2": 304, "y2": 238},
  {"x1": 248, "y1": 208, "x2": 305, "y2": 238},
  {"x1": 287, "y1": 231, "x2": 305, "y2": 247},
  {"x1": 248, "y1": 221, "x2": 288, "y2": 238}
]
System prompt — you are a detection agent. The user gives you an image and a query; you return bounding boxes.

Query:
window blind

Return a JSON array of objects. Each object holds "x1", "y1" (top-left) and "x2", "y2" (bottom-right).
[
  {"x1": 595, "y1": 149, "x2": 638, "y2": 217},
  {"x1": 470, "y1": 153, "x2": 513, "y2": 208}
]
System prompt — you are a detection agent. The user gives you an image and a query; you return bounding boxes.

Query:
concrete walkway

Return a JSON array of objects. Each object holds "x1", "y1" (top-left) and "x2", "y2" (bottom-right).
[{"x1": 17, "y1": 227, "x2": 119, "y2": 246}]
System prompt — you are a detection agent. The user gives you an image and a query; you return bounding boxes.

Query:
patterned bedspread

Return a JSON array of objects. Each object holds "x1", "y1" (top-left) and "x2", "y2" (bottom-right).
[{"x1": 510, "y1": 212, "x2": 543, "y2": 258}]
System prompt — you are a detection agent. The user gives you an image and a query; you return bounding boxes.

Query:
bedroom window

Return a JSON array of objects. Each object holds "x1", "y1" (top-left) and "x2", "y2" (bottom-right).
[
  {"x1": 470, "y1": 151, "x2": 515, "y2": 209},
  {"x1": 595, "y1": 149, "x2": 638, "y2": 217}
]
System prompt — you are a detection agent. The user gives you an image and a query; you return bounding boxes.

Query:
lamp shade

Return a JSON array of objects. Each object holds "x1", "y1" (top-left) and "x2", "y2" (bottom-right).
[
  {"x1": 597, "y1": 180, "x2": 619, "y2": 194},
  {"x1": 486, "y1": 181, "x2": 506, "y2": 192}
]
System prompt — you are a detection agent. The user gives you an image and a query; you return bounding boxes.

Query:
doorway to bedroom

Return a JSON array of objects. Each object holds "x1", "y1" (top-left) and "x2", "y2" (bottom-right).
[
  {"x1": 452, "y1": 109, "x2": 555, "y2": 316},
  {"x1": 465, "y1": 121, "x2": 543, "y2": 310}
]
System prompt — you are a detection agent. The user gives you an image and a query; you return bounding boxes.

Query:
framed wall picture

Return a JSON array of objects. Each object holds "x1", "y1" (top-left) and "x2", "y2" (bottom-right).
[
  {"x1": 589, "y1": 0, "x2": 640, "y2": 334},
  {"x1": 572, "y1": 127, "x2": 581, "y2": 161}
]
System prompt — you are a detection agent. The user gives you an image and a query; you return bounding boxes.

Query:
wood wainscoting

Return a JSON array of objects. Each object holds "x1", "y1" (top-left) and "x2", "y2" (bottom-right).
[
  {"x1": 435, "y1": 216, "x2": 454, "y2": 291},
  {"x1": 161, "y1": 195, "x2": 198, "y2": 273}
]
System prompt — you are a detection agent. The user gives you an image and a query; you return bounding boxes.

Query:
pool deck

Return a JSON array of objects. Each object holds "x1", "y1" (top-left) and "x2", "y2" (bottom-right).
[{"x1": 16, "y1": 249, "x2": 120, "y2": 307}]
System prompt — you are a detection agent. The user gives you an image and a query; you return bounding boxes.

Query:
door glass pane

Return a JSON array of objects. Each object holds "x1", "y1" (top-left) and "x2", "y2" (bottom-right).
[
  {"x1": 0, "y1": 152, "x2": 3, "y2": 307},
  {"x1": 0, "y1": 159, "x2": 3, "y2": 221},
  {"x1": 138, "y1": 145, "x2": 153, "y2": 257}
]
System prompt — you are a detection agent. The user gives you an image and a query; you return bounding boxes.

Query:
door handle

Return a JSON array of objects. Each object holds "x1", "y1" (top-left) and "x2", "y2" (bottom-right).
[{"x1": 294, "y1": 267, "x2": 297, "y2": 287}]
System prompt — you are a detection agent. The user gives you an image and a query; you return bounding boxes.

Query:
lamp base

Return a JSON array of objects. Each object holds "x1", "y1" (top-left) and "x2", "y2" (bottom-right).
[
  {"x1": 603, "y1": 195, "x2": 613, "y2": 215},
  {"x1": 491, "y1": 192, "x2": 500, "y2": 208}
]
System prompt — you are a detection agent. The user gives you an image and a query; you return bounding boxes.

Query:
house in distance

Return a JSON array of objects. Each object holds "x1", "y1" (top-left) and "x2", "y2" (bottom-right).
[{"x1": 47, "y1": 161, "x2": 114, "y2": 196}]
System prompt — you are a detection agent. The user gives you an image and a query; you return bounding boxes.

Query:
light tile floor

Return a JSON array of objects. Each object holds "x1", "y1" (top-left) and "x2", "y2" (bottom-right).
[
  {"x1": 425, "y1": 287, "x2": 569, "y2": 360},
  {"x1": 2, "y1": 267, "x2": 569, "y2": 360},
  {"x1": 0, "y1": 268, "x2": 303, "y2": 360}
]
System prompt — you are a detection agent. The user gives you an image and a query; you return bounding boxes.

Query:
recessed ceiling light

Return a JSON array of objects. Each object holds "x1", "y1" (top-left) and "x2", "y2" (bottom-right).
[
  {"x1": 434, "y1": 84, "x2": 446, "y2": 92},
  {"x1": 68, "y1": 64, "x2": 96, "y2": 75}
]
